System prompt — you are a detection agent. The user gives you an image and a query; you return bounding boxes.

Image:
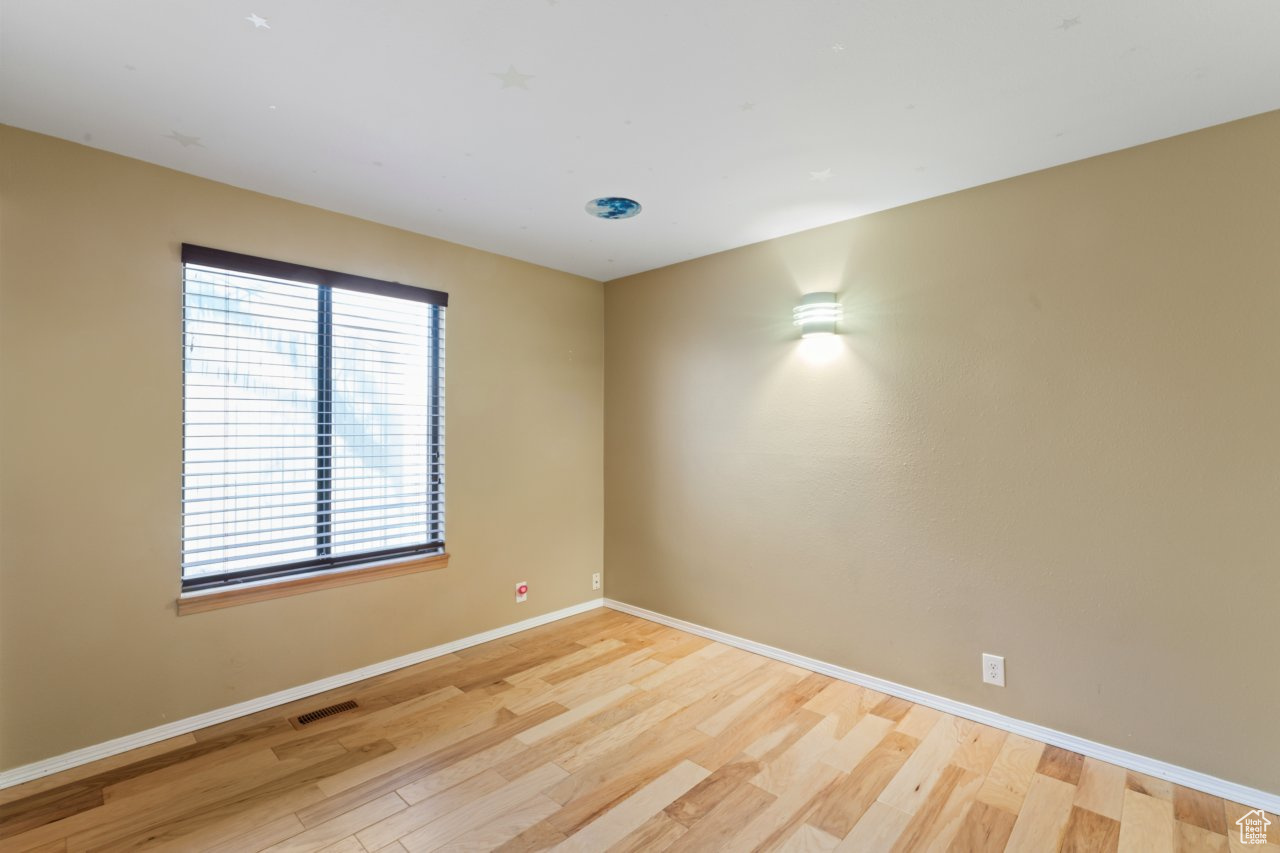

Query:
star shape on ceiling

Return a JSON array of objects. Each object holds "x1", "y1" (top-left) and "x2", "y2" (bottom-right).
[
  {"x1": 809, "y1": 168, "x2": 833, "y2": 181},
  {"x1": 739, "y1": 101, "x2": 756, "y2": 111},
  {"x1": 492, "y1": 65, "x2": 534, "y2": 89},
  {"x1": 246, "y1": 13, "x2": 270, "y2": 28},
  {"x1": 831, "y1": 43, "x2": 846, "y2": 52},
  {"x1": 1055, "y1": 16, "x2": 1081, "y2": 30},
  {"x1": 164, "y1": 131, "x2": 204, "y2": 148}
]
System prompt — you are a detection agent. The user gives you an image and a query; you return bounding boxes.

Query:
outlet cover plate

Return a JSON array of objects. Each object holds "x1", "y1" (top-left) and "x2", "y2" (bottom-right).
[{"x1": 982, "y1": 653, "x2": 1005, "y2": 687}]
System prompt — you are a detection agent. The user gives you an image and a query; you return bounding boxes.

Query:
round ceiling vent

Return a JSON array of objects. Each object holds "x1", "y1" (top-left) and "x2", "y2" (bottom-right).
[{"x1": 585, "y1": 197, "x2": 642, "y2": 219}]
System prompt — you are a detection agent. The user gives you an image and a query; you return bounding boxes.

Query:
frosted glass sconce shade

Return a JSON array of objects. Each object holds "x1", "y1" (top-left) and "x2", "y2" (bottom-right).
[{"x1": 793, "y1": 292, "x2": 841, "y2": 337}]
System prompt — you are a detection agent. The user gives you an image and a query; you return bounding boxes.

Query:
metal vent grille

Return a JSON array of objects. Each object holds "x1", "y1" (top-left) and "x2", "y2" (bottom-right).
[{"x1": 290, "y1": 699, "x2": 358, "y2": 729}]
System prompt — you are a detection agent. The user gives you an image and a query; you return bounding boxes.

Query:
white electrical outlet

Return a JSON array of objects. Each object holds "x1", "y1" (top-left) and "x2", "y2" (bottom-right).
[
  {"x1": 982, "y1": 654, "x2": 1005, "y2": 687},
  {"x1": 592, "y1": 572, "x2": 601, "y2": 591},
  {"x1": 515, "y1": 582, "x2": 528, "y2": 603}
]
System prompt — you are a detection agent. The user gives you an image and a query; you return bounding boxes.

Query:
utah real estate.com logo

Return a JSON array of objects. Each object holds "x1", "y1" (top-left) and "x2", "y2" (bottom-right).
[{"x1": 1236, "y1": 809, "x2": 1271, "y2": 845}]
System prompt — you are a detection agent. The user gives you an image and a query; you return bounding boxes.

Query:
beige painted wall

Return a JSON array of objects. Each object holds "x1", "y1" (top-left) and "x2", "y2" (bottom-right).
[
  {"x1": 605, "y1": 111, "x2": 1280, "y2": 793},
  {"x1": 0, "y1": 126, "x2": 603, "y2": 770}
]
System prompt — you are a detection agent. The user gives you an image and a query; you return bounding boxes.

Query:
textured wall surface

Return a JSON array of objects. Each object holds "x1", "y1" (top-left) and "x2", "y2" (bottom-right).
[
  {"x1": 0, "y1": 126, "x2": 603, "y2": 770},
  {"x1": 605, "y1": 111, "x2": 1280, "y2": 792}
]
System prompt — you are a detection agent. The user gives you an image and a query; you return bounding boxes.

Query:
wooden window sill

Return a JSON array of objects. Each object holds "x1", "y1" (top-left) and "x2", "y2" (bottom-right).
[{"x1": 177, "y1": 552, "x2": 450, "y2": 615}]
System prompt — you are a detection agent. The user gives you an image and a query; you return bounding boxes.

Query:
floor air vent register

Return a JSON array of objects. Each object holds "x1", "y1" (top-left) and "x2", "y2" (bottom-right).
[{"x1": 288, "y1": 699, "x2": 359, "y2": 729}]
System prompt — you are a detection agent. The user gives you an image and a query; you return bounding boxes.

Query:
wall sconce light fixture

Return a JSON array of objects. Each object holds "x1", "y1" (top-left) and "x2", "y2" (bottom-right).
[{"x1": 793, "y1": 292, "x2": 841, "y2": 337}]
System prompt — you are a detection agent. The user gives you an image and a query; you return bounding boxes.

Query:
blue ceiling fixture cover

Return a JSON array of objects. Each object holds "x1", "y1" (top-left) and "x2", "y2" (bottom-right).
[{"x1": 585, "y1": 197, "x2": 642, "y2": 219}]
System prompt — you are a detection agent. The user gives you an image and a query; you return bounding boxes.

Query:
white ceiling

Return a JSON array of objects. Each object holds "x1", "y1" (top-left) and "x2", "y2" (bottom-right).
[{"x1": 3, "y1": 1, "x2": 1279, "y2": 281}]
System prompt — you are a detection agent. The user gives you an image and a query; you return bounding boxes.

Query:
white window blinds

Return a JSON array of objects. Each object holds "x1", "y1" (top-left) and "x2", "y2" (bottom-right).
[{"x1": 181, "y1": 245, "x2": 446, "y2": 590}]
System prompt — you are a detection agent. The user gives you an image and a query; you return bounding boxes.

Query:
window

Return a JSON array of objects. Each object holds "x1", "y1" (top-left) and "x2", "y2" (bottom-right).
[{"x1": 181, "y1": 244, "x2": 446, "y2": 593}]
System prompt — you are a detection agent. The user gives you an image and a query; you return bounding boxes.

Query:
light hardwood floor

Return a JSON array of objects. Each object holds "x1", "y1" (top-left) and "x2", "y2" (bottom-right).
[{"x1": 0, "y1": 608, "x2": 1272, "y2": 852}]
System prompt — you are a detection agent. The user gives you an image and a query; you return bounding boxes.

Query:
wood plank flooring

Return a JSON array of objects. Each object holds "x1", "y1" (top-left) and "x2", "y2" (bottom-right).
[{"x1": 0, "y1": 609, "x2": 1272, "y2": 852}]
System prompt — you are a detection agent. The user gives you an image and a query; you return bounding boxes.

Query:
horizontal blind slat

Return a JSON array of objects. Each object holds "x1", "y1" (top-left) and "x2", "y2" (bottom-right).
[
  {"x1": 183, "y1": 512, "x2": 445, "y2": 545},
  {"x1": 183, "y1": 518, "x2": 433, "y2": 556},
  {"x1": 183, "y1": 494, "x2": 441, "y2": 519}
]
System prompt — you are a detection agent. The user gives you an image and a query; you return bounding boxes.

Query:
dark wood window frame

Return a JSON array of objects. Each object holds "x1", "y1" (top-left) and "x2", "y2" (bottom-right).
[{"x1": 178, "y1": 245, "x2": 448, "y2": 611}]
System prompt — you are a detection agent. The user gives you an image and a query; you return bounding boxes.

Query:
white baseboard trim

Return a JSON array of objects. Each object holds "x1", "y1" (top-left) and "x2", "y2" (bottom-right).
[
  {"x1": 0, "y1": 598, "x2": 605, "y2": 791},
  {"x1": 604, "y1": 598, "x2": 1279, "y2": 813}
]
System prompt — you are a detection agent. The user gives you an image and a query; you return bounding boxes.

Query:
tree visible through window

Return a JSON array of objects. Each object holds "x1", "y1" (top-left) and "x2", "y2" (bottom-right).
[{"x1": 180, "y1": 245, "x2": 446, "y2": 590}]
